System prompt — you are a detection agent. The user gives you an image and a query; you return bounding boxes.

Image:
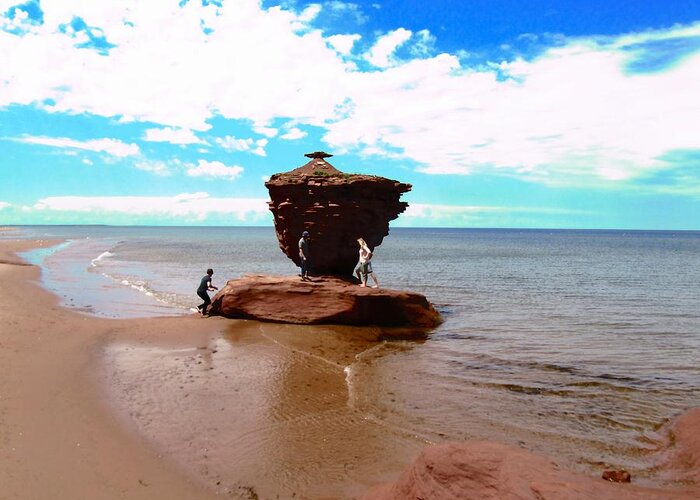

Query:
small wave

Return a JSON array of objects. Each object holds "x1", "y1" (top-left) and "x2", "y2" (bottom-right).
[
  {"x1": 118, "y1": 277, "x2": 156, "y2": 297},
  {"x1": 91, "y1": 250, "x2": 114, "y2": 267},
  {"x1": 101, "y1": 273, "x2": 189, "y2": 312}
]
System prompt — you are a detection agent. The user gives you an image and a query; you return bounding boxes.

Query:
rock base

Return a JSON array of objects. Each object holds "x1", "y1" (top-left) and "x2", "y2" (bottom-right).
[
  {"x1": 362, "y1": 407, "x2": 700, "y2": 500},
  {"x1": 209, "y1": 274, "x2": 441, "y2": 328}
]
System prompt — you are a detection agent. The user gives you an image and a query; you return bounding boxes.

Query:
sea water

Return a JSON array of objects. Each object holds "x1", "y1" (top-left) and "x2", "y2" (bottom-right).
[{"x1": 12, "y1": 225, "x2": 700, "y2": 482}]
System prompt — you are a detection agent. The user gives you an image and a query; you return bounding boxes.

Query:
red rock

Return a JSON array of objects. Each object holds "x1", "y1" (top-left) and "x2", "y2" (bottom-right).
[
  {"x1": 265, "y1": 152, "x2": 411, "y2": 276},
  {"x1": 656, "y1": 407, "x2": 700, "y2": 485},
  {"x1": 362, "y1": 407, "x2": 700, "y2": 500},
  {"x1": 602, "y1": 470, "x2": 631, "y2": 483},
  {"x1": 208, "y1": 274, "x2": 441, "y2": 328}
]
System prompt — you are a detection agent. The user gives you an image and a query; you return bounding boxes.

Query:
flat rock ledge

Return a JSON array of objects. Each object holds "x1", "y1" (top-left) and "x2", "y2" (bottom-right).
[
  {"x1": 362, "y1": 407, "x2": 700, "y2": 500},
  {"x1": 209, "y1": 274, "x2": 441, "y2": 328}
]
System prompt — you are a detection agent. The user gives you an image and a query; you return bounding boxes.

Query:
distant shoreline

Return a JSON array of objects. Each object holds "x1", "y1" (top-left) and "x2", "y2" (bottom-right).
[{"x1": 4, "y1": 224, "x2": 700, "y2": 232}]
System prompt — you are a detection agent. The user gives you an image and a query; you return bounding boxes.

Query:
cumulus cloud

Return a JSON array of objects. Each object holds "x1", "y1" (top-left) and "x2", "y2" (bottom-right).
[
  {"x1": 326, "y1": 25, "x2": 700, "y2": 189},
  {"x1": 253, "y1": 125, "x2": 278, "y2": 138},
  {"x1": 143, "y1": 127, "x2": 205, "y2": 145},
  {"x1": 0, "y1": 201, "x2": 10, "y2": 210},
  {"x1": 364, "y1": 28, "x2": 412, "y2": 68},
  {"x1": 215, "y1": 136, "x2": 268, "y2": 156},
  {"x1": 185, "y1": 159, "x2": 243, "y2": 180},
  {"x1": 280, "y1": 127, "x2": 307, "y2": 140},
  {"x1": 327, "y1": 33, "x2": 361, "y2": 54},
  {"x1": 12, "y1": 135, "x2": 140, "y2": 157},
  {"x1": 0, "y1": 0, "x2": 350, "y2": 129},
  {"x1": 0, "y1": 1, "x2": 698, "y2": 195}
]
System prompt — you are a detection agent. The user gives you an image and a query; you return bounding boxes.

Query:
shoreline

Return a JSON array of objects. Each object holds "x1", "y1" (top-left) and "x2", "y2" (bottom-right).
[
  {"x1": 0, "y1": 238, "x2": 221, "y2": 499},
  {"x1": 2, "y1": 236, "x2": 699, "y2": 499},
  {"x1": 0, "y1": 237, "x2": 427, "y2": 499}
]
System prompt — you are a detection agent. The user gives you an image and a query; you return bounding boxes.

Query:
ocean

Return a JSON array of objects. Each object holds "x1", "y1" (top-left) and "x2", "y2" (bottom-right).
[{"x1": 11, "y1": 225, "x2": 700, "y2": 486}]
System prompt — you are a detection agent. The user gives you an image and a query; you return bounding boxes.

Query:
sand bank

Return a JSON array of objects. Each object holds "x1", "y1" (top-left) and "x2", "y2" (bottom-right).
[
  {"x1": 0, "y1": 239, "x2": 220, "y2": 499},
  {"x1": 0, "y1": 238, "x2": 425, "y2": 499}
]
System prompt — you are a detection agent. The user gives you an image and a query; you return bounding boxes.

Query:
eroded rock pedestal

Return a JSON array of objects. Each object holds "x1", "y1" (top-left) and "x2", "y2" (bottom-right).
[{"x1": 265, "y1": 152, "x2": 411, "y2": 276}]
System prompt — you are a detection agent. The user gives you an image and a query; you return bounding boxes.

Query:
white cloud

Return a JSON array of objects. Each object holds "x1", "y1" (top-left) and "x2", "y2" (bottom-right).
[
  {"x1": 185, "y1": 159, "x2": 243, "y2": 180},
  {"x1": 143, "y1": 127, "x2": 204, "y2": 145},
  {"x1": 323, "y1": 1, "x2": 369, "y2": 25},
  {"x1": 404, "y1": 203, "x2": 591, "y2": 218},
  {"x1": 327, "y1": 33, "x2": 361, "y2": 54},
  {"x1": 297, "y1": 4, "x2": 322, "y2": 23},
  {"x1": 0, "y1": 201, "x2": 10, "y2": 210},
  {"x1": 215, "y1": 136, "x2": 268, "y2": 156},
  {"x1": 326, "y1": 25, "x2": 700, "y2": 189},
  {"x1": 173, "y1": 192, "x2": 209, "y2": 202},
  {"x1": 31, "y1": 193, "x2": 269, "y2": 221},
  {"x1": 394, "y1": 202, "x2": 595, "y2": 227},
  {"x1": 215, "y1": 136, "x2": 253, "y2": 152},
  {"x1": 0, "y1": 2, "x2": 698, "y2": 193},
  {"x1": 280, "y1": 127, "x2": 308, "y2": 140},
  {"x1": 409, "y1": 29, "x2": 435, "y2": 57},
  {"x1": 364, "y1": 28, "x2": 412, "y2": 68},
  {"x1": 13, "y1": 135, "x2": 140, "y2": 157},
  {"x1": 253, "y1": 125, "x2": 278, "y2": 138},
  {"x1": 134, "y1": 159, "x2": 170, "y2": 176},
  {"x1": 0, "y1": 0, "x2": 350, "y2": 129},
  {"x1": 252, "y1": 138, "x2": 268, "y2": 156}
]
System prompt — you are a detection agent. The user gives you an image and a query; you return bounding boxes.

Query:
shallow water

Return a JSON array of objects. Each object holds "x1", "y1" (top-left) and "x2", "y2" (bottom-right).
[
  {"x1": 14, "y1": 225, "x2": 700, "y2": 490},
  {"x1": 100, "y1": 323, "x2": 427, "y2": 498}
]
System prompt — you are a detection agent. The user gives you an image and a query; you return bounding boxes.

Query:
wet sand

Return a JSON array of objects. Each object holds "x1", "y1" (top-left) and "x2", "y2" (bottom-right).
[
  {"x1": 0, "y1": 238, "x2": 425, "y2": 499},
  {"x1": 99, "y1": 322, "x2": 431, "y2": 498},
  {"x1": 0, "y1": 239, "x2": 220, "y2": 499}
]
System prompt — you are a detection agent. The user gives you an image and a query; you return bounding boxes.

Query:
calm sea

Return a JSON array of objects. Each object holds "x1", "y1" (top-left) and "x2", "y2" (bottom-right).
[{"x1": 11, "y1": 225, "x2": 700, "y2": 482}]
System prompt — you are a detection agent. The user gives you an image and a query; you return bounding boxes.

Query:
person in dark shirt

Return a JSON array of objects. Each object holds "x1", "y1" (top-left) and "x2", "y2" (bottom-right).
[
  {"x1": 298, "y1": 231, "x2": 310, "y2": 280},
  {"x1": 196, "y1": 268, "x2": 218, "y2": 316}
]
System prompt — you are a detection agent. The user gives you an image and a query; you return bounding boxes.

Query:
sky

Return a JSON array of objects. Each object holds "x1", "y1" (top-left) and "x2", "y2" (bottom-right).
[{"x1": 0, "y1": 0, "x2": 699, "y2": 229}]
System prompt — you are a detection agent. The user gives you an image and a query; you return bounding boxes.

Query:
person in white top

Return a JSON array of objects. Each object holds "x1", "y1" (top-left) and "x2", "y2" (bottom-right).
[{"x1": 355, "y1": 237, "x2": 379, "y2": 288}]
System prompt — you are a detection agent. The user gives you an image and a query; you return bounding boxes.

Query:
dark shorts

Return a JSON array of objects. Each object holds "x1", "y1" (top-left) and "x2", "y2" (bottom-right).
[{"x1": 358, "y1": 261, "x2": 372, "y2": 275}]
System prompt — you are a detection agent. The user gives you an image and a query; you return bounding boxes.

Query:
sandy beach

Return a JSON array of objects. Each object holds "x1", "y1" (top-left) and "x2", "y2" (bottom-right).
[
  {"x1": 0, "y1": 238, "x2": 425, "y2": 499},
  {"x1": 0, "y1": 238, "x2": 223, "y2": 499}
]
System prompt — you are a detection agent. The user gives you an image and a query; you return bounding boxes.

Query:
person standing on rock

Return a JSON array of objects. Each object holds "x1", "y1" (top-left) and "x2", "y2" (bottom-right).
[
  {"x1": 299, "y1": 231, "x2": 311, "y2": 281},
  {"x1": 355, "y1": 238, "x2": 379, "y2": 288},
  {"x1": 196, "y1": 268, "x2": 218, "y2": 316}
]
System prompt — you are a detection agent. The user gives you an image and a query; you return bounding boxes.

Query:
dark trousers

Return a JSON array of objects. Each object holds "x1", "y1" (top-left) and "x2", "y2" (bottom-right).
[
  {"x1": 300, "y1": 257, "x2": 310, "y2": 277},
  {"x1": 197, "y1": 290, "x2": 211, "y2": 313}
]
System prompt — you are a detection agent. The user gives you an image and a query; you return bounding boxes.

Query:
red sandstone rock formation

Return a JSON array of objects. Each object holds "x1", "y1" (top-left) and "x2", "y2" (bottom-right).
[
  {"x1": 265, "y1": 152, "x2": 411, "y2": 276},
  {"x1": 656, "y1": 407, "x2": 700, "y2": 485},
  {"x1": 208, "y1": 274, "x2": 441, "y2": 328},
  {"x1": 362, "y1": 407, "x2": 700, "y2": 500}
]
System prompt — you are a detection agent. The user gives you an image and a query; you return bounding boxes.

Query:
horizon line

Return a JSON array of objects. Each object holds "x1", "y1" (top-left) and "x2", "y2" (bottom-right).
[{"x1": 3, "y1": 224, "x2": 700, "y2": 233}]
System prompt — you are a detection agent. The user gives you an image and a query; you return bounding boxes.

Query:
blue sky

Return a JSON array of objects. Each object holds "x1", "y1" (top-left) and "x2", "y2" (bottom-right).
[{"x1": 1, "y1": 0, "x2": 699, "y2": 229}]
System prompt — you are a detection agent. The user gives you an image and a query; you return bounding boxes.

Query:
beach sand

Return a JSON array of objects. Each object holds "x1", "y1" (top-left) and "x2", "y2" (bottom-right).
[
  {"x1": 0, "y1": 238, "x2": 425, "y2": 499},
  {"x1": 0, "y1": 239, "x2": 221, "y2": 499}
]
